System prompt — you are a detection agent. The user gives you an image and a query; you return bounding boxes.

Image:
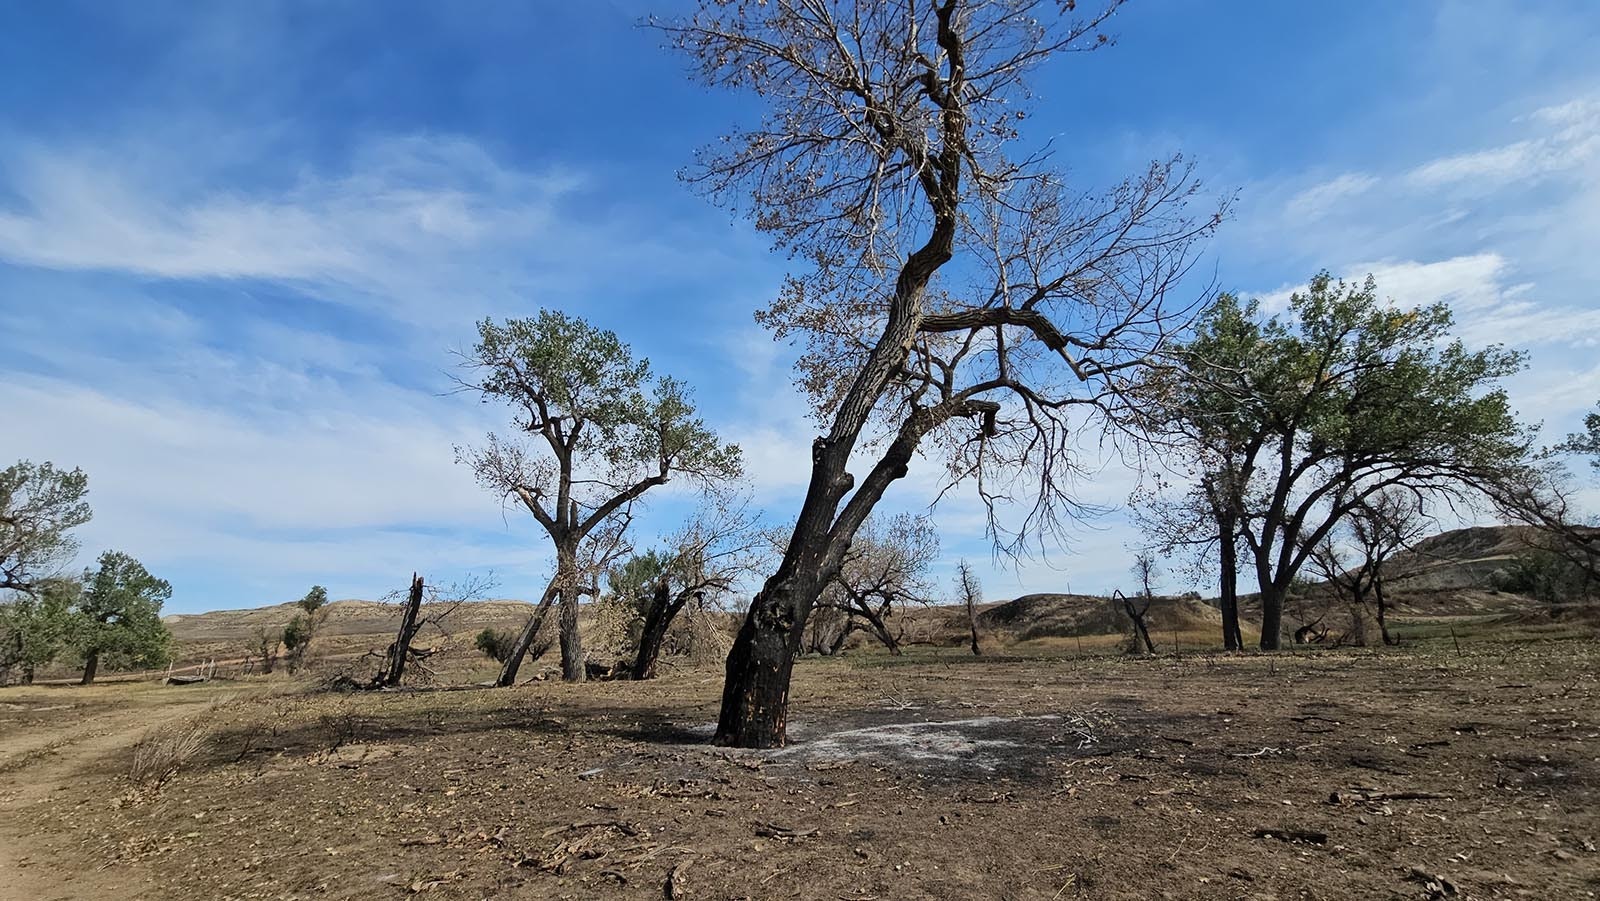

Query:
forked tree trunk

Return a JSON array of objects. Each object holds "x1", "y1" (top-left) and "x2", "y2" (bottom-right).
[
  {"x1": 376, "y1": 574, "x2": 424, "y2": 688},
  {"x1": 848, "y1": 599, "x2": 900, "y2": 655},
  {"x1": 80, "y1": 648, "x2": 100, "y2": 685},
  {"x1": 633, "y1": 581, "x2": 692, "y2": 681},
  {"x1": 1117, "y1": 593, "x2": 1157, "y2": 655}
]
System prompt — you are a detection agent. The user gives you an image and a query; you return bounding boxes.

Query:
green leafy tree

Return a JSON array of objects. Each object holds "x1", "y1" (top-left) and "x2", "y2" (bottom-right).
[
  {"x1": 0, "y1": 578, "x2": 83, "y2": 684},
  {"x1": 1, "y1": 461, "x2": 92, "y2": 594},
  {"x1": 282, "y1": 584, "x2": 329, "y2": 673},
  {"x1": 473, "y1": 627, "x2": 518, "y2": 664},
  {"x1": 458, "y1": 311, "x2": 742, "y2": 684},
  {"x1": 1131, "y1": 295, "x2": 1268, "y2": 650},
  {"x1": 1139, "y1": 274, "x2": 1528, "y2": 649},
  {"x1": 75, "y1": 551, "x2": 172, "y2": 684}
]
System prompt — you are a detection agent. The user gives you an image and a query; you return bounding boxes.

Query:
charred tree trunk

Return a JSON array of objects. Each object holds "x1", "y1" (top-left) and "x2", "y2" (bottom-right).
[
  {"x1": 376, "y1": 574, "x2": 424, "y2": 688},
  {"x1": 632, "y1": 581, "x2": 694, "y2": 681},
  {"x1": 496, "y1": 581, "x2": 558, "y2": 687},
  {"x1": 80, "y1": 648, "x2": 100, "y2": 685},
  {"x1": 1258, "y1": 581, "x2": 1286, "y2": 650},
  {"x1": 1373, "y1": 582, "x2": 1396, "y2": 646},
  {"x1": 823, "y1": 618, "x2": 859, "y2": 656},
  {"x1": 966, "y1": 593, "x2": 982, "y2": 656},
  {"x1": 1116, "y1": 591, "x2": 1157, "y2": 655},
  {"x1": 847, "y1": 597, "x2": 900, "y2": 655},
  {"x1": 715, "y1": 576, "x2": 819, "y2": 748},
  {"x1": 1218, "y1": 513, "x2": 1243, "y2": 651}
]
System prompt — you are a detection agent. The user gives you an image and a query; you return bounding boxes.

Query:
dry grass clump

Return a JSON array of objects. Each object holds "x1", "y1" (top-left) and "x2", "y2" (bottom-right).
[{"x1": 129, "y1": 712, "x2": 213, "y2": 787}]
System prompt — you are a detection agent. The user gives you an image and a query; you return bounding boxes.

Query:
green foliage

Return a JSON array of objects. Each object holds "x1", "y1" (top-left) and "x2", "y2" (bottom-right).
[
  {"x1": 1558, "y1": 402, "x2": 1600, "y2": 469},
  {"x1": 1141, "y1": 272, "x2": 1531, "y2": 647},
  {"x1": 468, "y1": 312, "x2": 742, "y2": 488},
  {"x1": 298, "y1": 584, "x2": 329, "y2": 614},
  {"x1": 280, "y1": 584, "x2": 329, "y2": 673},
  {"x1": 75, "y1": 550, "x2": 172, "y2": 670},
  {"x1": 1, "y1": 460, "x2": 92, "y2": 593},
  {"x1": 473, "y1": 627, "x2": 517, "y2": 663},
  {"x1": 608, "y1": 550, "x2": 669, "y2": 620},
  {"x1": 0, "y1": 578, "x2": 83, "y2": 680}
]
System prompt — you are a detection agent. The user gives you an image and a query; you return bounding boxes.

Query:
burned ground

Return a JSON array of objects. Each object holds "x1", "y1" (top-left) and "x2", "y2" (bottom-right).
[{"x1": 2, "y1": 644, "x2": 1597, "y2": 900}]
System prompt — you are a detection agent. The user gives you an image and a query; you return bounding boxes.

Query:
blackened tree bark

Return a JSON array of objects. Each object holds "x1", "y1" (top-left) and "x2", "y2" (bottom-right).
[
  {"x1": 496, "y1": 578, "x2": 558, "y2": 687},
  {"x1": 1217, "y1": 514, "x2": 1243, "y2": 651},
  {"x1": 632, "y1": 581, "x2": 697, "y2": 680},
  {"x1": 660, "y1": 0, "x2": 1221, "y2": 747},
  {"x1": 79, "y1": 648, "x2": 99, "y2": 685},
  {"x1": 616, "y1": 491, "x2": 765, "y2": 681},
  {"x1": 375, "y1": 574, "x2": 425, "y2": 688}
]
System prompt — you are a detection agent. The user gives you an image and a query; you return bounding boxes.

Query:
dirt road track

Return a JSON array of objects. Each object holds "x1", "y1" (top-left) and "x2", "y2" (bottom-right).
[{"x1": 0, "y1": 688, "x2": 218, "y2": 901}]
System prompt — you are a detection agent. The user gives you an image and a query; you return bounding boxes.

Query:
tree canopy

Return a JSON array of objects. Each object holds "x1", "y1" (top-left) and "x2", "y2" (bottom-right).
[
  {"x1": 1136, "y1": 273, "x2": 1529, "y2": 648},
  {"x1": 1, "y1": 460, "x2": 92, "y2": 594},
  {"x1": 75, "y1": 550, "x2": 172, "y2": 683}
]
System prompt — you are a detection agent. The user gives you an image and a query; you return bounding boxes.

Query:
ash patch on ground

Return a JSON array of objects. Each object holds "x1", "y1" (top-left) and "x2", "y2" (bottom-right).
[{"x1": 767, "y1": 710, "x2": 1112, "y2": 778}]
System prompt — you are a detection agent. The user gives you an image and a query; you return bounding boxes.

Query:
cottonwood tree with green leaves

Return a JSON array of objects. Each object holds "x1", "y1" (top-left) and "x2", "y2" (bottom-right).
[
  {"x1": 657, "y1": 0, "x2": 1221, "y2": 746},
  {"x1": 458, "y1": 312, "x2": 742, "y2": 683},
  {"x1": 1, "y1": 460, "x2": 92, "y2": 594},
  {"x1": 0, "y1": 578, "x2": 81, "y2": 684},
  {"x1": 1135, "y1": 274, "x2": 1529, "y2": 649},
  {"x1": 1130, "y1": 296, "x2": 1263, "y2": 650},
  {"x1": 75, "y1": 550, "x2": 172, "y2": 684}
]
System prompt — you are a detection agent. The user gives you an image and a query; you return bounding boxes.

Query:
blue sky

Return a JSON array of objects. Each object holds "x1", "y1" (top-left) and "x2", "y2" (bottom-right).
[{"x1": 3, "y1": 1, "x2": 1598, "y2": 614}]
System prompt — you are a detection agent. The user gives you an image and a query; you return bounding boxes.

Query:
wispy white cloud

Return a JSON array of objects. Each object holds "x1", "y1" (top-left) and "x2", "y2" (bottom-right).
[
  {"x1": 0, "y1": 136, "x2": 579, "y2": 314},
  {"x1": 1406, "y1": 97, "x2": 1600, "y2": 189},
  {"x1": 1285, "y1": 172, "x2": 1378, "y2": 221}
]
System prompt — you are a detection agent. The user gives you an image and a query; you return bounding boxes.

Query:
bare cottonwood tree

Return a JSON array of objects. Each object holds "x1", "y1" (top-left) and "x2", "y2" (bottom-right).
[
  {"x1": 1490, "y1": 459, "x2": 1600, "y2": 597},
  {"x1": 1116, "y1": 553, "x2": 1159, "y2": 654},
  {"x1": 1308, "y1": 488, "x2": 1429, "y2": 645},
  {"x1": 626, "y1": 491, "x2": 767, "y2": 680},
  {"x1": 813, "y1": 513, "x2": 940, "y2": 655},
  {"x1": 954, "y1": 558, "x2": 983, "y2": 655},
  {"x1": 658, "y1": 0, "x2": 1220, "y2": 747},
  {"x1": 458, "y1": 313, "x2": 742, "y2": 682}
]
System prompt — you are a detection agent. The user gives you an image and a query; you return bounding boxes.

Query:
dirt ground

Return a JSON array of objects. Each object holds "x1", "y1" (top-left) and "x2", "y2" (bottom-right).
[{"x1": 2, "y1": 642, "x2": 1597, "y2": 900}]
